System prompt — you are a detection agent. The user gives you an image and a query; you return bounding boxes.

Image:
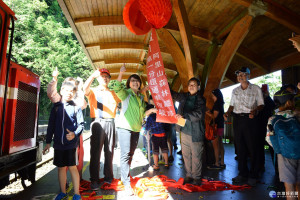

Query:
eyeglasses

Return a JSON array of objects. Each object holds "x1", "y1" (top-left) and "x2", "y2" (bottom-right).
[{"x1": 237, "y1": 73, "x2": 248, "y2": 77}]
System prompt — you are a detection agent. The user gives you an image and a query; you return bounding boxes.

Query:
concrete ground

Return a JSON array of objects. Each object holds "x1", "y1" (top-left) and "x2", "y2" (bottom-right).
[{"x1": 11, "y1": 132, "x2": 283, "y2": 200}]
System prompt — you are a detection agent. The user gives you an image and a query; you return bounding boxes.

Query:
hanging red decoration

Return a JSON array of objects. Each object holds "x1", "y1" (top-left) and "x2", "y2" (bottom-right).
[
  {"x1": 138, "y1": 0, "x2": 173, "y2": 29},
  {"x1": 123, "y1": 0, "x2": 152, "y2": 35}
]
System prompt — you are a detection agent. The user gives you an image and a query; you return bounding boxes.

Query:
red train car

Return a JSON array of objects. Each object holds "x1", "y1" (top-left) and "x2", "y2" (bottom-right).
[{"x1": 0, "y1": 0, "x2": 41, "y2": 189}]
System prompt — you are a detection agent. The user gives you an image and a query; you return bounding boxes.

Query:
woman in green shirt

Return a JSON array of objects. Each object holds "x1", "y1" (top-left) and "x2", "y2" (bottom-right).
[{"x1": 112, "y1": 65, "x2": 155, "y2": 195}]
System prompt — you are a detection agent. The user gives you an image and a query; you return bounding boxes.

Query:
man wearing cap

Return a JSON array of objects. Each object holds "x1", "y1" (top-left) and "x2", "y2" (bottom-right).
[
  {"x1": 224, "y1": 67, "x2": 264, "y2": 186},
  {"x1": 83, "y1": 68, "x2": 121, "y2": 190}
]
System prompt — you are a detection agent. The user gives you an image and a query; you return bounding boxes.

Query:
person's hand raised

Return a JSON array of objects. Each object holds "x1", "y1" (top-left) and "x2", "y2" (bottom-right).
[
  {"x1": 92, "y1": 70, "x2": 100, "y2": 79},
  {"x1": 120, "y1": 64, "x2": 126, "y2": 73},
  {"x1": 52, "y1": 67, "x2": 59, "y2": 81}
]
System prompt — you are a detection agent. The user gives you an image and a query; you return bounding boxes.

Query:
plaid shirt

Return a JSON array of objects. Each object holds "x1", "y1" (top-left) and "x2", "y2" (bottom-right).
[
  {"x1": 230, "y1": 83, "x2": 264, "y2": 113},
  {"x1": 145, "y1": 113, "x2": 165, "y2": 134}
]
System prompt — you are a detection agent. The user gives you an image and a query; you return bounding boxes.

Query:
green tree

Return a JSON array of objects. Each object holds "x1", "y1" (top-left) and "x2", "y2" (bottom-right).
[
  {"x1": 4, "y1": 0, "x2": 91, "y2": 119},
  {"x1": 253, "y1": 72, "x2": 282, "y2": 98}
]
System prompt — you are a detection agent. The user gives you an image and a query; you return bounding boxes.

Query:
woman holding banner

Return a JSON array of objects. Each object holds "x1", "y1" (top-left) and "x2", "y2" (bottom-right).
[
  {"x1": 112, "y1": 65, "x2": 156, "y2": 195},
  {"x1": 171, "y1": 77, "x2": 206, "y2": 186}
]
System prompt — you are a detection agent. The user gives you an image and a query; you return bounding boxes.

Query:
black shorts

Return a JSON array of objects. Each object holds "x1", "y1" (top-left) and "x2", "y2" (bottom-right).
[
  {"x1": 151, "y1": 135, "x2": 168, "y2": 155},
  {"x1": 53, "y1": 148, "x2": 78, "y2": 167}
]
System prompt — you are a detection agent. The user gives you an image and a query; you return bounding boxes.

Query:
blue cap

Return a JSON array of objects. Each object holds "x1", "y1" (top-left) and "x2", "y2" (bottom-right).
[{"x1": 235, "y1": 67, "x2": 250, "y2": 75}]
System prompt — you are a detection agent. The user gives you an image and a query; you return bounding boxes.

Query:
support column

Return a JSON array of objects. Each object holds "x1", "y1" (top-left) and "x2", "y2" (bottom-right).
[{"x1": 172, "y1": 0, "x2": 199, "y2": 77}]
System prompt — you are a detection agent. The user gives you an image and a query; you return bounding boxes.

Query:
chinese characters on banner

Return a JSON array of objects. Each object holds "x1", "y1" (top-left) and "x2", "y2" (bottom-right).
[{"x1": 146, "y1": 29, "x2": 178, "y2": 123}]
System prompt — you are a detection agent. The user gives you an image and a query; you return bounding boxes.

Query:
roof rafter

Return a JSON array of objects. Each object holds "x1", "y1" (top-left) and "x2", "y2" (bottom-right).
[{"x1": 232, "y1": 0, "x2": 300, "y2": 34}]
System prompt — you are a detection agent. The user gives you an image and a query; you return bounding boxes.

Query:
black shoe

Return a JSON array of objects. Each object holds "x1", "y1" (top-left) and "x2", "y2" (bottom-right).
[
  {"x1": 90, "y1": 181, "x2": 99, "y2": 190},
  {"x1": 174, "y1": 145, "x2": 178, "y2": 150},
  {"x1": 177, "y1": 150, "x2": 182, "y2": 155},
  {"x1": 183, "y1": 177, "x2": 194, "y2": 185},
  {"x1": 207, "y1": 164, "x2": 222, "y2": 170},
  {"x1": 104, "y1": 177, "x2": 113, "y2": 184},
  {"x1": 192, "y1": 179, "x2": 202, "y2": 186},
  {"x1": 168, "y1": 155, "x2": 174, "y2": 163},
  {"x1": 247, "y1": 178, "x2": 257, "y2": 186},
  {"x1": 232, "y1": 175, "x2": 247, "y2": 183}
]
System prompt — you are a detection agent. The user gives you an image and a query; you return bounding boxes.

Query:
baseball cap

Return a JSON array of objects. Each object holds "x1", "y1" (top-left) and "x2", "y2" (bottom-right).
[
  {"x1": 273, "y1": 89, "x2": 295, "y2": 108},
  {"x1": 235, "y1": 67, "x2": 250, "y2": 75},
  {"x1": 99, "y1": 68, "x2": 111, "y2": 77}
]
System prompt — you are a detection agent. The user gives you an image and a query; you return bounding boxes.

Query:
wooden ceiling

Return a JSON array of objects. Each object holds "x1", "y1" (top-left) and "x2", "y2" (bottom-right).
[{"x1": 57, "y1": 0, "x2": 300, "y2": 92}]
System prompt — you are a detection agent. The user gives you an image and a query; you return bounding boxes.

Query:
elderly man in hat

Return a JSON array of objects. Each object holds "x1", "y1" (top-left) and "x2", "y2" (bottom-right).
[
  {"x1": 224, "y1": 67, "x2": 264, "y2": 186},
  {"x1": 83, "y1": 68, "x2": 121, "y2": 190}
]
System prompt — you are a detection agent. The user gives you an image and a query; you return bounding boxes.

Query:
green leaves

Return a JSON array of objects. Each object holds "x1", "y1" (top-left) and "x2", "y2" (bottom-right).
[{"x1": 4, "y1": 0, "x2": 91, "y2": 118}]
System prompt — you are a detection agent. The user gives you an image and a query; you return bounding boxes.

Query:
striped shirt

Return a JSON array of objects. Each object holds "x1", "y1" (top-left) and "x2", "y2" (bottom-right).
[{"x1": 86, "y1": 87, "x2": 120, "y2": 119}]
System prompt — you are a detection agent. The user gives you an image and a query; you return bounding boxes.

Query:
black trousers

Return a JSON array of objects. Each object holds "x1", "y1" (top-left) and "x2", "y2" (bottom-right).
[
  {"x1": 89, "y1": 118, "x2": 115, "y2": 182},
  {"x1": 233, "y1": 114, "x2": 260, "y2": 179}
]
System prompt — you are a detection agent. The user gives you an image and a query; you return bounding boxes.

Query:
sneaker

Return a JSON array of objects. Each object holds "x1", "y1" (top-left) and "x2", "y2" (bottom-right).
[
  {"x1": 207, "y1": 165, "x2": 222, "y2": 170},
  {"x1": 192, "y1": 179, "x2": 202, "y2": 186},
  {"x1": 104, "y1": 177, "x2": 113, "y2": 184},
  {"x1": 232, "y1": 175, "x2": 247, "y2": 183},
  {"x1": 90, "y1": 181, "x2": 99, "y2": 190},
  {"x1": 177, "y1": 150, "x2": 182, "y2": 155},
  {"x1": 55, "y1": 192, "x2": 67, "y2": 200},
  {"x1": 183, "y1": 177, "x2": 194, "y2": 185},
  {"x1": 72, "y1": 194, "x2": 81, "y2": 200},
  {"x1": 247, "y1": 178, "x2": 257, "y2": 186},
  {"x1": 168, "y1": 155, "x2": 174, "y2": 163}
]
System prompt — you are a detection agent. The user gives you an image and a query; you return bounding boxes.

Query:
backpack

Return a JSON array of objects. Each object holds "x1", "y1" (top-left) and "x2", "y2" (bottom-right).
[{"x1": 270, "y1": 115, "x2": 300, "y2": 159}]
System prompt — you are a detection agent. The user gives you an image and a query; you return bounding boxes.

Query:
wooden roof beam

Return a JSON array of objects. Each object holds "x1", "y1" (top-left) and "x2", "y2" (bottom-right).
[
  {"x1": 165, "y1": 23, "x2": 213, "y2": 42},
  {"x1": 86, "y1": 42, "x2": 145, "y2": 50},
  {"x1": 204, "y1": 15, "x2": 253, "y2": 108},
  {"x1": 232, "y1": 0, "x2": 300, "y2": 34},
  {"x1": 172, "y1": 0, "x2": 199, "y2": 78},
  {"x1": 93, "y1": 58, "x2": 141, "y2": 64},
  {"x1": 270, "y1": 52, "x2": 300, "y2": 72},
  {"x1": 75, "y1": 16, "x2": 123, "y2": 26},
  {"x1": 156, "y1": 28, "x2": 193, "y2": 92},
  {"x1": 108, "y1": 68, "x2": 143, "y2": 74},
  {"x1": 236, "y1": 46, "x2": 269, "y2": 72},
  {"x1": 74, "y1": 16, "x2": 213, "y2": 42}
]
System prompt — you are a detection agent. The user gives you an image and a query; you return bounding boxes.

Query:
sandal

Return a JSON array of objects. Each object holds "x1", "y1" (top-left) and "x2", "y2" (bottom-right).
[
  {"x1": 164, "y1": 164, "x2": 169, "y2": 169},
  {"x1": 153, "y1": 165, "x2": 160, "y2": 171}
]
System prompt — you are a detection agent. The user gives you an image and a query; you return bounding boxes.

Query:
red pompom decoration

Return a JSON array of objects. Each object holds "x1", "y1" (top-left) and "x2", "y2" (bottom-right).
[
  {"x1": 123, "y1": 0, "x2": 152, "y2": 35},
  {"x1": 138, "y1": 0, "x2": 173, "y2": 29}
]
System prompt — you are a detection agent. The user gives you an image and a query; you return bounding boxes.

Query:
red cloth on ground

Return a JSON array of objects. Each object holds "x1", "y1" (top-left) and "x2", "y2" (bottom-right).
[{"x1": 79, "y1": 175, "x2": 251, "y2": 199}]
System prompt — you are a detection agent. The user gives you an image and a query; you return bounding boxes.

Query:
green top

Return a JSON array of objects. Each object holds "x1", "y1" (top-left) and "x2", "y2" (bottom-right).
[
  {"x1": 181, "y1": 95, "x2": 196, "y2": 135},
  {"x1": 112, "y1": 81, "x2": 146, "y2": 132}
]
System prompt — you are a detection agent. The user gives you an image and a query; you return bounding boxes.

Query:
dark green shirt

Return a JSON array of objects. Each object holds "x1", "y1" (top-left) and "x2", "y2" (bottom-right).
[{"x1": 181, "y1": 95, "x2": 196, "y2": 135}]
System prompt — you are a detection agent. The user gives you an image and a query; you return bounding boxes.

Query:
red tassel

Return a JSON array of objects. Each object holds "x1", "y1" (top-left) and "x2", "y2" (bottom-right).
[{"x1": 138, "y1": 0, "x2": 173, "y2": 29}]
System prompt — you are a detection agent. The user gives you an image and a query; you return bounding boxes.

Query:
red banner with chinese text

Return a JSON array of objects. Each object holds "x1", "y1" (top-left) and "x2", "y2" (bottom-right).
[{"x1": 146, "y1": 29, "x2": 177, "y2": 124}]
